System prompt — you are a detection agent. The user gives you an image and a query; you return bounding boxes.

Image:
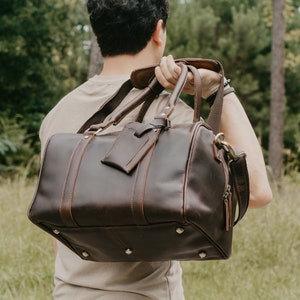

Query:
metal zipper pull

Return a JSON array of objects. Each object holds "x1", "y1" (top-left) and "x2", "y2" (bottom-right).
[{"x1": 224, "y1": 185, "x2": 233, "y2": 231}]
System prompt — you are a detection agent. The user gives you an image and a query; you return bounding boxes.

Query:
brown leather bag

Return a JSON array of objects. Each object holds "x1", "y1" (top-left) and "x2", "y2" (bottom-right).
[{"x1": 28, "y1": 59, "x2": 249, "y2": 262}]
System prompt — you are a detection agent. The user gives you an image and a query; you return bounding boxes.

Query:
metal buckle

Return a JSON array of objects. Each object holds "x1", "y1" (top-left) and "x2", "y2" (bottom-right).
[{"x1": 214, "y1": 133, "x2": 239, "y2": 160}]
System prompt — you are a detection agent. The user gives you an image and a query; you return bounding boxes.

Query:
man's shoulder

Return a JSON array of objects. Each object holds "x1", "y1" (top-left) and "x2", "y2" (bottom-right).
[{"x1": 39, "y1": 76, "x2": 130, "y2": 144}]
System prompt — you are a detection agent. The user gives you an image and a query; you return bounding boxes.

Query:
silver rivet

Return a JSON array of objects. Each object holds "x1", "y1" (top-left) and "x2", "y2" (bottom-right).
[
  {"x1": 176, "y1": 227, "x2": 185, "y2": 235},
  {"x1": 198, "y1": 251, "x2": 207, "y2": 259},
  {"x1": 161, "y1": 113, "x2": 166, "y2": 116},
  {"x1": 84, "y1": 135, "x2": 89, "y2": 139},
  {"x1": 53, "y1": 229, "x2": 60, "y2": 235},
  {"x1": 82, "y1": 251, "x2": 89, "y2": 258},
  {"x1": 125, "y1": 248, "x2": 133, "y2": 255}
]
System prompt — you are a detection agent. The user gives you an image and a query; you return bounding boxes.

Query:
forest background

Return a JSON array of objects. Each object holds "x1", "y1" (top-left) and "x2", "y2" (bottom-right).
[{"x1": 1, "y1": 0, "x2": 300, "y2": 179}]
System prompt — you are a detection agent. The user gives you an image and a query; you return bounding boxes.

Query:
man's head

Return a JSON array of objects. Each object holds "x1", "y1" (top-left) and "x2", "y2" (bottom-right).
[{"x1": 87, "y1": 0, "x2": 169, "y2": 57}]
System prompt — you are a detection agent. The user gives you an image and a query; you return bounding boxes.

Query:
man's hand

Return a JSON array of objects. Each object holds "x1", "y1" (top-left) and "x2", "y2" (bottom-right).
[{"x1": 155, "y1": 55, "x2": 222, "y2": 99}]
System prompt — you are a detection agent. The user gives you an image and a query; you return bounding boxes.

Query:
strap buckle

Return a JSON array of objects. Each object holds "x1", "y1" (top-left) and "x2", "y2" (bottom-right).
[{"x1": 214, "y1": 133, "x2": 239, "y2": 161}]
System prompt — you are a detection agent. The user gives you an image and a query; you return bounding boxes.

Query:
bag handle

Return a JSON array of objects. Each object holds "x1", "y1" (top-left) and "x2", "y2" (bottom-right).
[
  {"x1": 84, "y1": 58, "x2": 224, "y2": 134},
  {"x1": 130, "y1": 58, "x2": 221, "y2": 89},
  {"x1": 131, "y1": 57, "x2": 225, "y2": 131}
]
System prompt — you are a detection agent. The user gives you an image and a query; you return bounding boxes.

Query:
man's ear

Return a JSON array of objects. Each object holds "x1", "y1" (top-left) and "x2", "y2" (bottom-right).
[{"x1": 152, "y1": 19, "x2": 166, "y2": 46}]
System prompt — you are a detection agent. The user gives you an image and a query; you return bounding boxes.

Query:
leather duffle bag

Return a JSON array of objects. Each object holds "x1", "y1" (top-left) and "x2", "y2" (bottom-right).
[{"x1": 28, "y1": 59, "x2": 249, "y2": 262}]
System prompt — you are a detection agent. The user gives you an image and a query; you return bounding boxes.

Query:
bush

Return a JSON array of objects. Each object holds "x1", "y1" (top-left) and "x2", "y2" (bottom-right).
[{"x1": 0, "y1": 113, "x2": 40, "y2": 177}]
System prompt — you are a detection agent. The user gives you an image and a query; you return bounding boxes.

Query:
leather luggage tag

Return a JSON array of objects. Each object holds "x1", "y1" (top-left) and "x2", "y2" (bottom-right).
[{"x1": 101, "y1": 122, "x2": 160, "y2": 174}]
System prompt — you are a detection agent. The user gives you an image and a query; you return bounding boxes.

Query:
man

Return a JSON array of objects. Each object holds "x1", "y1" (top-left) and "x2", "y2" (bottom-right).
[{"x1": 39, "y1": 0, "x2": 272, "y2": 299}]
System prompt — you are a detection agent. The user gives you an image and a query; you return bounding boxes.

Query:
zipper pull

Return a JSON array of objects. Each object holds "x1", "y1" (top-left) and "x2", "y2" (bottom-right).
[{"x1": 224, "y1": 185, "x2": 233, "y2": 231}]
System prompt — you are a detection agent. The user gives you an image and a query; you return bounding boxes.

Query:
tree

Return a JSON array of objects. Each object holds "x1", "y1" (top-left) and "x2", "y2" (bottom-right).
[
  {"x1": 0, "y1": 0, "x2": 89, "y2": 118},
  {"x1": 0, "y1": 0, "x2": 90, "y2": 175},
  {"x1": 166, "y1": 0, "x2": 299, "y2": 174},
  {"x1": 268, "y1": 0, "x2": 286, "y2": 182}
]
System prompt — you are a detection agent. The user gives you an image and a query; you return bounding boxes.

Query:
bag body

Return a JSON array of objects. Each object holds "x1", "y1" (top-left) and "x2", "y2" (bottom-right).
[{"x1": 28, "y1": 60, "x2": 249, "y2": 262}]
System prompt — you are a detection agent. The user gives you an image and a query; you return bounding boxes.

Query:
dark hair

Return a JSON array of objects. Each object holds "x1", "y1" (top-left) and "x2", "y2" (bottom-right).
[{"x1": 87, "y1": 0, "x2": 169, "y2": 57}]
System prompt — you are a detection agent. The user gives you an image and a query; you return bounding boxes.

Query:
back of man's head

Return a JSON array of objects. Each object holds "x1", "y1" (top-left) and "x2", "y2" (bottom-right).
[{"x1": 87, "y1": 0, "x2": 169, "y2": 57}]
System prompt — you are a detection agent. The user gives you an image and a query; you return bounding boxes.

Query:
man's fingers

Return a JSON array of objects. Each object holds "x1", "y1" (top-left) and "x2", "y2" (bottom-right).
[
  {"x1": 155, "y1": 66, "x2": 175, "y2": 89},
  {"x1": 155, "y1": 55, "x2": 198, "y2": 94},
  {"x1": 158, "y1": 56, "x2": 178, "y2": 85}
]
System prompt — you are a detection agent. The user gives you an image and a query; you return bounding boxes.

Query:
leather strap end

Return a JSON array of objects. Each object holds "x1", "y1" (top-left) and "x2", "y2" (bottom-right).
[
  {"x1": 130, "y1": 58, "x2": 222, "y2": 89},
  {"x1": 130, "y1": 66, "x2": 156, "y2": 89}
]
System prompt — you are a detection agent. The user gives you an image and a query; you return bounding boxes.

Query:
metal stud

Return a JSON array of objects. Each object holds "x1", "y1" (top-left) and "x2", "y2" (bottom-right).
[
  {"x1": 198, "y1": 251, "x2": 207, "y2": 259},
  {"x1": 82, "y1": 251, "x2": 89, "y2": 258},
  {"x1": 84, "y1": 135, "x2": 89, "y2": 139},
  {"x1": 176, "y1": 227, "x2": 185, "y2": 235},
  {"x1": 125, "y1": 248, "x2": 133, "y2": 255},
  {"x1": 53, "y1": 229, "x2": 60, "y2": 235}
]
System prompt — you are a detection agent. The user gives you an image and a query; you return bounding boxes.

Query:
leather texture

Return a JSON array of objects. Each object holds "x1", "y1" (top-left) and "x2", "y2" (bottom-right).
[{"x1": 28, "y1": 59, "x2": 249, "y2": 262}]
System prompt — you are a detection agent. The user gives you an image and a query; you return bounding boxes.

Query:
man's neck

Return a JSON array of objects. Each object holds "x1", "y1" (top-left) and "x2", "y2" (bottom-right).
[{"x1": 100, "y1": 52, "x2": 160, "y2": 77}]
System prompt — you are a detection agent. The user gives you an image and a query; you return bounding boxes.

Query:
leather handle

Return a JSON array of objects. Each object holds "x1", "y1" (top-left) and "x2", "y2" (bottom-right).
[
  {"x1": 130, "y1": 58, "x2": 222, "y2": 89},
  {"x1": 131, "y1": 58, "x2": 225, "y2": 134},
  {"x1": 151, "y1": 64, "x2": 203, "y2": 122},
  {"x1": 153, "y1": 62, "x2": 224, "y2": 134},
  {"x1": 153, "y1": 64, "x2": 189, "y2": 120},
  {"x1": 86, "y1": 58, "x2": 225, "y2": 134},
  {"x1": 87, "y1": 78, "x2": 164, "y2": 133}
]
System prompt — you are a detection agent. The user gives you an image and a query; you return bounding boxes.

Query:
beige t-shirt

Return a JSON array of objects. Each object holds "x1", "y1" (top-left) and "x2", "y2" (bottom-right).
[{"x1": 40, "y1": 75, "x2": 194, "y2": 300}]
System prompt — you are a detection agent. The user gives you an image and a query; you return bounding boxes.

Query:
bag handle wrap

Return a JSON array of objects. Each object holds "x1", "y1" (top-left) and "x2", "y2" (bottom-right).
[{"x1": 85, "y1": 58, "x2": 225, "y2": 135}]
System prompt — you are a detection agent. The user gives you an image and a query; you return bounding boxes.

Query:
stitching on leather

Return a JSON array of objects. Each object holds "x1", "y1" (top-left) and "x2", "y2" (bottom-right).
[
  {"x1": 130, "y1": 144, "x2": 155, "y2": 225},
  {"x1": 60, "y1": 136, "x2": 93, "y2": 227}
]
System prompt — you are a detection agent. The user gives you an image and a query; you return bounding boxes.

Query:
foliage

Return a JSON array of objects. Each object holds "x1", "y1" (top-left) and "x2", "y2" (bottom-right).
[
  {"x1": 166, "y1": 0, "x2": 300, "y2": 173},
  {"x1": 0, "y1": 0, "x2": 90, "y2": 176},
  {"x1": 1, "y1": 176, "x2": 299, "y2": 299},
  {"x1": 0, "y1": 0, "x2": 89, "y2": 114},
  {"x1": 0, "y1": 113, "x2": 40, "y2": 177}
]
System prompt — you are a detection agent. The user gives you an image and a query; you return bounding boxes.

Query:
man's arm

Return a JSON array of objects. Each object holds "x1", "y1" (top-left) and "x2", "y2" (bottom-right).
[{"x1": 155, "y1": 55, "x2": 272, "y2": 208}]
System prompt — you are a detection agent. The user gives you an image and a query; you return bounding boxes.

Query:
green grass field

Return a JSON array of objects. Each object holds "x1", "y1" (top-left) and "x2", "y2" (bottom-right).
[{"x1": 1, "y1": 175, "x2": 299, "y2": 300}]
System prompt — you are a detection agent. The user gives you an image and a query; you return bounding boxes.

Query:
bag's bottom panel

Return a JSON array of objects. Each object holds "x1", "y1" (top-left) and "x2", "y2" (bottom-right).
[{"x1": 43, "y1": 222, "x2": 231, "y2": 262}]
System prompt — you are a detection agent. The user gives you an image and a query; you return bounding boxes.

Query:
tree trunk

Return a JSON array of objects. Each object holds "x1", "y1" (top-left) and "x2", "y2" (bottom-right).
[
  {"x1": 87, "y1": 34, "x2": 103, "y2": 79},
  {"x1": 269, "y1": 0, "x2": 285, "y2": 182}
]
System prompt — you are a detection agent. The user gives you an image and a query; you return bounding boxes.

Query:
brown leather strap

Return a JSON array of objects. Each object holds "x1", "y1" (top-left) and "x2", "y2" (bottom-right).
[
  {"x1": 88, "y1": 78, "x2": 164, "y2": 133},
  {"x1": 135, "y1": 94, "x2": 157, "y2": 123},
  {"x1": 130, "y1": 58, "x2": 221, "y2": 89},
  {"x1": 79, "y1": 78, "x2": 164, "y2": 134},
  {"x1": 152, "y1": 62, "x2": 224, "y2": 135},
  {"x1": 153, "y1": 64, "x2": 189, "y2": 120},
  {"x1": 60, "y1": 135, "x2": 94, "y2": 226},
  {"x1": 131, "y1": 58, "x2": 225, "y2": 134},
  {"x1": 206, "y1": 63, "x2": 225, "y2": 134},
  {"x1": 77, "y1": 79, "x2": 134, "y2": 133},
  {"x1": 230, "y1": 152, "x2": 250, "y2": 225},
  {"x1": 186, "y1": 65, "x2": 202, "y2": 122},
  {"x1": 83, "y1": 58, "x2": 225, "y2": 135}
]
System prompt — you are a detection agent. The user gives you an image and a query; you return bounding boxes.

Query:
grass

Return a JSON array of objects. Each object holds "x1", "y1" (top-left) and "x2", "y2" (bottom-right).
[
  {"x1": 0, "y1": 177, "x2": 54, "y2": 300},
  {"x1": 0, "y1": 175, "x2": 299, "y2": 300}
]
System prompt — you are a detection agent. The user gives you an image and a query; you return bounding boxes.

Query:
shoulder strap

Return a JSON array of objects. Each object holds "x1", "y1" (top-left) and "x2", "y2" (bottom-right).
[
  {"x1": 79, "y1": 58, "x2": 224, "y2": 134},
  {"x1": 77, "y1": 79, "x2": 133, "y2": 133},
  {"x1": 78, "y1": 77, "x2": 164, "y2": 134}
]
